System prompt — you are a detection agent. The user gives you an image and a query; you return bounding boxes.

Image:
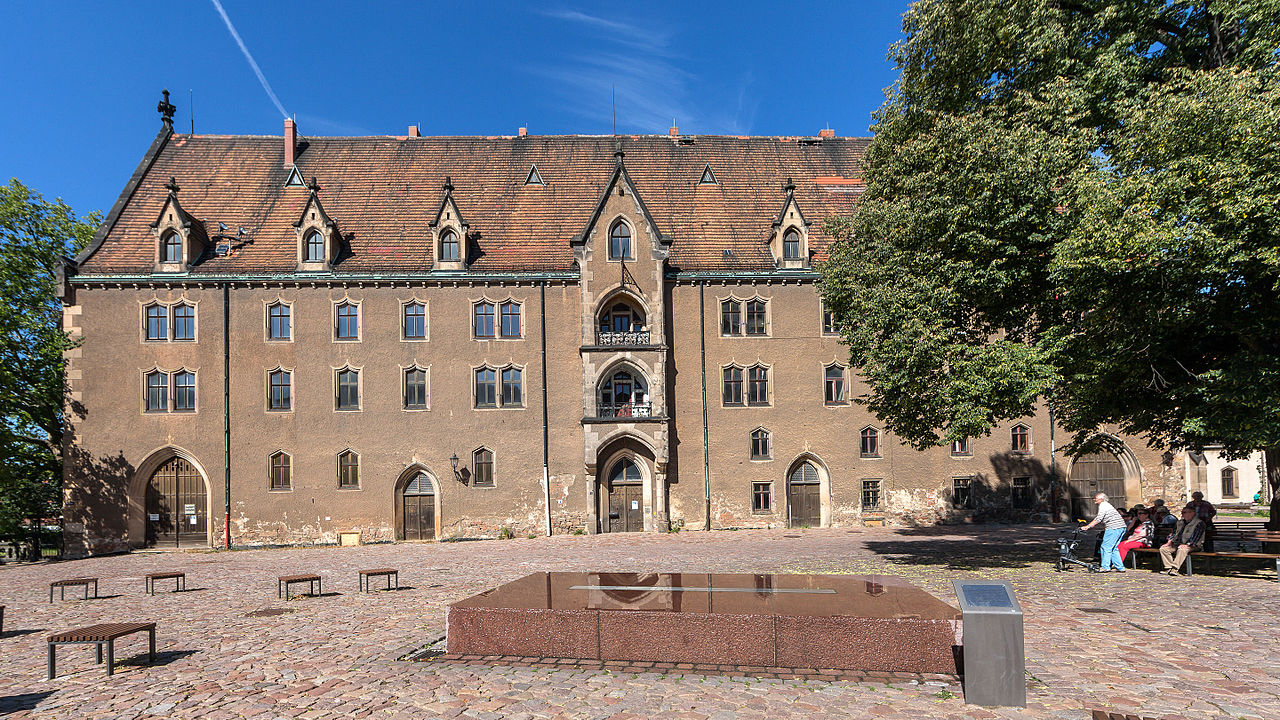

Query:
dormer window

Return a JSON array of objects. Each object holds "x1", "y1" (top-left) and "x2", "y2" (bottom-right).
[
  {"x1": 151, "y1": 177, "x2": 204, "y2": 272},
  {"x1": 161, "y1": 231, "x2": 182, "y2": 263},
  {"x1": 609, "y1": 221, "x2": 632, "y2": 260},
  {"x1": 699, "y1": 164, "x2": 718, "y2": 185},
  {"x1": 783, "y1": 229, "x2": 801, "y2": 260},
  {"x1": 440, "y1": 230, "x2": 460, "y2": 262},
  {"x1": 304, "y1": 230, "x2": 324, "y2": 262}
]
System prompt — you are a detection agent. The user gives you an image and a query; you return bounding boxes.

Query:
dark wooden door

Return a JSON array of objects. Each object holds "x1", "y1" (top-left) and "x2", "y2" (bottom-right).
[
  {"x1": 787, "y1": 463, "x2": 821, "y2": 528},
  {"x1": 145, "y1": 457, "x2": 206, "y2": 548},
  {"x1": 1069, "y1": 452, "x2": 1125, "y2": 519},
  {"x1": 401, "y1": 471, "x2": 436, "y2": 540},
  {"x1": 607, "y1": 483, "x2": 643, "y2": 532}
]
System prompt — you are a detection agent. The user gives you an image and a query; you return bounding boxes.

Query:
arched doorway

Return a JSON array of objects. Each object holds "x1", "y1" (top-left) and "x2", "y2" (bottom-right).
[
  {"x1": 145, "y1": 457, "x2": 207, "y2": 548},
  {"x1": 399, "y1": 469, "x2": 436, "y2": 541},
  {"x1": 604, "y1": 457, "x2": 644, "y2": 533},
  {"x1": 787, "y1": 462, "x2": 821, "y2": 528},
  {"x1": 1069, "y1": 452, "x2": 1126, "y2": 519}
]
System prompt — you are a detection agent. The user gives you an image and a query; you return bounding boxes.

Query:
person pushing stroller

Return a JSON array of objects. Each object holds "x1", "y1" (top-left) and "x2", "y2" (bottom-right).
[{"x1": 1080, "y1": 492, "x2": 1127, "y2": 572}]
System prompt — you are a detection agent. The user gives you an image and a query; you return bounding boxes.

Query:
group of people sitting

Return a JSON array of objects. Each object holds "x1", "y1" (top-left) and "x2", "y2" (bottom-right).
[{"x1": 1080, "y1": 492, "x2": 1217, "y2": 575}]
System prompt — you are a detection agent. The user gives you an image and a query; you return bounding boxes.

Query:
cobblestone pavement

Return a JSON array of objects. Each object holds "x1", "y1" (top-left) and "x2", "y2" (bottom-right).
[{"x1": 1, "y1": 525, "x2": 1276, "y2": 719}]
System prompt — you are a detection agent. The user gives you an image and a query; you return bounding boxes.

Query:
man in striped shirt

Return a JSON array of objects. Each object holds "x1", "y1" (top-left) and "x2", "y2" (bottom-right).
[{"x1": 1081, "y1": 492, "x2": 1127, "y2": 572}]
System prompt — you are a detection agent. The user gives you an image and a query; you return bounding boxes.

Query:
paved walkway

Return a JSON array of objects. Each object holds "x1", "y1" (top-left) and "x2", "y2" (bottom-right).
[{"x1": 0, "y1": 525, "x2": 1276, "y2": 719}]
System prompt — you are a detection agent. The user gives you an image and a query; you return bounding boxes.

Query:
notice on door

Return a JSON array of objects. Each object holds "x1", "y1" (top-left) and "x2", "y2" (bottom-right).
[
  {"x1": 190, "y1": 516, "x2": 198, "y2": 525},
  {"x1": 631, "y1": 500, "x2": 639, "y2": 510},
  {"x1": 184, "y1": 504, "x2": 196, "y2": 515},
  {"x1": 149, "y1": 513, "x2": 160, "y2": 521}
]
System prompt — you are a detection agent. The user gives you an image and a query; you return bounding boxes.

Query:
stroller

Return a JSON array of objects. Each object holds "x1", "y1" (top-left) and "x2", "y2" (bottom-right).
[{"x1": 1054, "y1": 529, "x2": 1101, "y2": 572}]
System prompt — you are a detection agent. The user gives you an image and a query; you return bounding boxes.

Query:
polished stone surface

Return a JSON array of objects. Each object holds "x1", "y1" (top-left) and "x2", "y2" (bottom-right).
[{"x1": 447, "y1": 572, "x2": 961, "y2": 672}]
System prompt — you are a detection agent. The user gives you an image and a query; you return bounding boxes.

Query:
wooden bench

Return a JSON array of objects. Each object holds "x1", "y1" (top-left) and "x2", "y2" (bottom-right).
[
  {"x1": 358, "y1": 568, "x2": 399, "y2": 592},
  {"x1": 278, "y1": 573, "x2": 322, "y2": 599},
  {"x1": 1130, "y1": 530, "x2": 1280, "y2": 581},
  {"x1": 47, "y1": 622, "x2": 155, "y2": 678},
  {"x1": 49, "y1": 577, "x2": 98, "y2": 603},
  {"x1": 145, "y1": 571, "x2": 186, "y2": 595}
]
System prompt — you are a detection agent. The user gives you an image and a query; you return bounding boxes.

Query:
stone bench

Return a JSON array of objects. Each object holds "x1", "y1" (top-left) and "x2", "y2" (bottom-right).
[{"x1": 47, "y1": 622, "x2": 155, "y2": 678}]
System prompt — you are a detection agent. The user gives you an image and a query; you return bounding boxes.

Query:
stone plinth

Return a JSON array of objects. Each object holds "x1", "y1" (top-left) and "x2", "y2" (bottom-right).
[{"x1": 446, "y1": 572, "x2": 961, "y2": 673}]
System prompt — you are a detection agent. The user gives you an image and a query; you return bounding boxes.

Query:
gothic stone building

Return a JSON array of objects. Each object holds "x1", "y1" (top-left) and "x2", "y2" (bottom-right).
[{"x1": 59, "y1": 111, "x2": 1174, "y2": 554}]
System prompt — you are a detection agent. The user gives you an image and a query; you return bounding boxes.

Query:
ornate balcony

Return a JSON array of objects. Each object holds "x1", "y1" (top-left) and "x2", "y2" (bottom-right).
[
  {"x1": 596, "y1": 330, "x2": 651, "y2": 346},
  {"x1": 597, "y1": 402, "x2": 652, "y2": 418}
]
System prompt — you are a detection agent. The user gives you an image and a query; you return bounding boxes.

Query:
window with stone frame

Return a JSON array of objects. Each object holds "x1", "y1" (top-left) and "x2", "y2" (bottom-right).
[
  {"x1": 720, "y1": 299, "x2": 741, "y2": 335},
  {"x1": 1221, "y1": 467, "x2": 1237, "y2": 498},
  {"x1": 304, "y1": 230, "x2": 324, "y2": 262},
  {"x1": 404, "y1": 367, "x2": 428, "y2": 409},
  {"x1": 335, "y1": 302, "x2": 359, "y2": 340},
  {"x1": 821, "y1": 302, "x2": 838, "y2": 335},
  {"x1": 145, "y1": 370, "x2": 168, "y2": 412},
  {"x1": 474, "y1": 301, "x2": 496, "y2": 338},
  {"x1": 722, "y1": 366, "x2": 744, "y2": 406},
  {"x1": 474, "y1": 366, "x2": 497, "y2": 408},
  {"x1": 1011, "y1": 476, "x2": 1033, "y2": 509},
  {"x1": 338, "y1": 450, "x2": 360, "y2": 489},
  {"x1": 144, "y1": 303, "x2": 168, "y2": 341},
  {"x1": 824, "y1": 365, "x2": 847, "y2": 405},
  {"x1": 173, "y1": 371, "x2": 196, "y2": 412},
  {"x1": 783, "y1": 228, "x2": 801, "y2": 260},
  {"x1": 269, "y1": 369, "x2": 292, "y2": 411},
  {"x1": 951, "y1": 476, "x2": 973, "y2": 509},
  {"x1": 750, "y1": 427, "x2": 771, "y2": 460},
  {"x1": 752, "y1": 482, "x2": 772, "y2": 513},
  {"x1": 1011, "y1": 424, "x2": 1031, "y2": 453},
  {"x1": 860, "y1": 427, "x2": 881, "y2": 458},
  {"x1": 745, "y1": 299, "x2": 768, "y2": 336},
  {"x1": 499, "y1": 301, "x2": 522, "y2": 338},
  {"x1": 270, "y1": 452, "x2": 291, "y2": 490},
  {"x1": 268, "y1": 302, "x2": 291, "y2": 340},
  {"x1": 951, "y1": 437, "x2": 972, "y2": 456},
  {"x1": 472, "y1": 448, "x2": 495, "y2": 487},
  {"x1": 747, "y1": 365, "x2": 769, "y2": 406},
  {"x1": 609, "y1": 220, "x2": 632, "y2": 260},
  {"x1": 861, "y1": 479, "x2": 882, "y2": 510},
  {"x1": 161, "y1": 230, "x2": 182, "y2": 263},
  {"x1": 172, "y1": 303, "x2": 195, "y2": 341},
  {"x1": 502, "y1": 366, "x2": 524, "y2": 407},
  {"x1": 439, "y1": 229, "x2": 460, "y2": 262},
  {"x1": 336, "y1": 368, "x2": 360, "y2": 410},
  {"x1": 403, "y1": 302, "x2": 426, "y2": 340}
]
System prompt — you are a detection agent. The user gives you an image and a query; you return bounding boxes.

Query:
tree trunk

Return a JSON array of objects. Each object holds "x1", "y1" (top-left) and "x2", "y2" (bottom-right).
[{"x1": 1265, "y1": 447, "x2": 1280, "y2": 530}]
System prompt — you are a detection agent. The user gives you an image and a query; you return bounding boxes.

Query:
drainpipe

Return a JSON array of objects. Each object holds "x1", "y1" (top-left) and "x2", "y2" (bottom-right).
[
  {"x1": 540, "y1": 282, "x2": 552, "y2": 536},
  {"x1": 699, "y1": 283, "x2": 711, "y2": 530},
  {"x1": 223, "y1": 283, "x2": 232, "y2": 549},
  {"x1": 1048, "y1": 402, "x2": 1057, "y2": 523}
]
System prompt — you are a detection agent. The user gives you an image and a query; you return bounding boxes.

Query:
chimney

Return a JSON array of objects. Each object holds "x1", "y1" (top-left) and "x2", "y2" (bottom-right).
[
  {"x1": 408, "y1": 125, "x2": 421, "y2": 137},
  {"x1": 518, "y1": 127, "x2": 527, "y2": 136},
  {"x1": 669, "y1": 125, "x2": 679, "y2": 137},
  {"x1": 818, "y1": 127, "x2": 835, "y2": 138},
  {"x1": 284, "y1": 118, "x2": 297, "y2": 168}
]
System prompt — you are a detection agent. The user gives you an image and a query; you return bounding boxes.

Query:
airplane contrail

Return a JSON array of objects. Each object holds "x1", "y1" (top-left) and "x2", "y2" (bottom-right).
[{"x1": 210, "y1": 0, "x2": 290, "y2": 120}]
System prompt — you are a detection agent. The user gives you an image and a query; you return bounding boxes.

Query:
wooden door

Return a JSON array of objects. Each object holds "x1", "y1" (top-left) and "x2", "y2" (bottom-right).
[
  {"x1": 606, "y1": 482, "x2": 644, "y2": 532},
  {"x1": 401, "y1": 471, "x2": 436, "y2": 541},
  {"x1": 787, "y1": 463, "x2": 821, "y2": 528},
  {"x1": 145, "y1": 458, "x2": 206, "y2": 548},
  {"x1": 1069, "y1": 452, "x2": 1125, "y2": 519}
]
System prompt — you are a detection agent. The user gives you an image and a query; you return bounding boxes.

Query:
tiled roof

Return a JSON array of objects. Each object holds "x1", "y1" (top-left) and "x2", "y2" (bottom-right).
[{"x1": 77, "y1": 133, "x2": 868, "y2": 276}]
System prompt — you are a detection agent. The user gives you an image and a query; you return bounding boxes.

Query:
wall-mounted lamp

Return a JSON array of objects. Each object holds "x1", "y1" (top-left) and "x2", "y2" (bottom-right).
[{"x1": 450, "y1": 453, "x2": 464, "y2": 483}]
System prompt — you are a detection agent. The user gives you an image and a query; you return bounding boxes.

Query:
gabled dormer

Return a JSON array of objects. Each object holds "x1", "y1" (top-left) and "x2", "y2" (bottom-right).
[
  {"x1": 293, "y1": 177, "x2": 340, "y2": 271},
  {"x1": 430, "y1": 176, "x2": 469, "y2": 271},
  {"x1": 150, "y1": 177, "x2": 206, "y2": 273},
  {"x1": 769, "y1": 177, "x2": 811, "y2": 269},
  {"x1": 571, "y1": 147, "x2": 672, "y2": 262}
]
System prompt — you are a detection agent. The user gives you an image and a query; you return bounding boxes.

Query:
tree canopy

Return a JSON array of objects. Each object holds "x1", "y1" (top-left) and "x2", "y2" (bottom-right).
[
  {"x1": 820, "y1": 0, "x2": 1280, "y2": 467},
  {"x1": 0, "y1": 179, "x2": 97, "y2": 534}
]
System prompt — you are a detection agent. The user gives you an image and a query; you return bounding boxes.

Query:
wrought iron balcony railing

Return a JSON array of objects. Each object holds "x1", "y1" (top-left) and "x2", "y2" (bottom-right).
[
  {"x1": 595, "y1": 330, "x2": 651, "y2": 346},
  {"x1": 597, "y1": 401, "x2": 653, "y2": 418}
]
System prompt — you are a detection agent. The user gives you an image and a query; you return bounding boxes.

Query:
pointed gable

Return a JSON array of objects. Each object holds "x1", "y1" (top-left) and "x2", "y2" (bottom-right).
[{"x1": 573, "y1": 148, "x2": 670, "y2": 248}]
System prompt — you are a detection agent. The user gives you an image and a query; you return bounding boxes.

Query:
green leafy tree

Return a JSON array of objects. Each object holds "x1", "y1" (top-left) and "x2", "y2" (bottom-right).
[
  {"x1": 820, "y1": 1, "x2": 1280, "y2": 520},
  {"x1": 0, "y1": 180, "x2": 98, "y2": 536}
]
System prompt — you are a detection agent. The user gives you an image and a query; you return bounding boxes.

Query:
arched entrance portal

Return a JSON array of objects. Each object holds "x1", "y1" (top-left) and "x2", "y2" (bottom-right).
[
  {"x1": 787, "y1": 462, "x2": 821, "y2": 528},
  {"x1": 604, "y1": 458, "x2": 644, "y2": 533},
  {"x1": 399, "y1": 469, "x2": 437, "y2": 541},
  {"x1": 1069, "y1": 452, "x2": 1126, "y2": 519},
  {"x1": 145, "y1": 457, "x2": 208, "y2": 548}
]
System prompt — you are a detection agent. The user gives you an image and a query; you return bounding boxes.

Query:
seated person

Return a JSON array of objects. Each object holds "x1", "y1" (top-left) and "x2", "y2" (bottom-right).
[
  {"x1": 1159, "y1": 506, "x2": 1205, "y2": 576},
  {"x1": 1156, "y1": 507, "x2": 1178, "y2": 526},
  {"x1": 1118, "y1": 508, "x2": 1155, "y2": 562}
]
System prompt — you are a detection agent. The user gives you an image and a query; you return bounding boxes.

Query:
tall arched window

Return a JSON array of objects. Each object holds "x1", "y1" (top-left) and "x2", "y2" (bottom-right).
[
  {"x1": 609, "y1": 221, "x2": 632, "y2": 259},
  {"x1": 335, "y1": 302, "x2": 359, "y2": 340},
  {"x1": 304, "y1": 230, "x2": 324, "y2": 262},
  {"x1": 439, "y1": 229, "x2": 460, "y2": 262},
  {"x1": 268, "y1": 369, "x2": 291, "y2": 411},
  {"x1": 474, "y1": 301, "x2": 495, "y2": 338},
  {"x1": 338, "y1": 450, "x2": 359, "y2": 489},
  {"x1": 270, "y1": 452, "x2": 291, "y2": 490},
  {"x1": 145, "y1": 370, "x2": 168, "y2": 412},
  {"x1": 161, "y1": 230, "x2": 182, "y2": 263},
  {"x1": 860, "y1": 427, "x2": 880, "y2": 458},
  {"x1": 144, "y1": 303, "x2": 167, "y2": 341},
  {"x1": 1221, "y1": 467, "x2": 1237, "y2": 498},
  {"x1": 783, "y1": 228, "x2": 801, "y2": 259},
  {"x1": 824, "y1": 365, "x2": 846, "y2": 405},
  {"x1": 472, "y1": 448, "x2": 494, "y2": 487},
  {"x1": 172, "y1": 303, "x2": 195, "y2": 341},
  {"x1": 1011, "y1": 424, "x2": 1030, "y2": 453},
  {"x1": 601, "y1": 368, "x2": 649, "y2": 417},
  {"x1": 267, "y1": 303, "x2": 291, "y2": 340}
]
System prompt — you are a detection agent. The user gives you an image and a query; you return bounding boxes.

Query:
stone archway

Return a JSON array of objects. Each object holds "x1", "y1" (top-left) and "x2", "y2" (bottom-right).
[
  {"x1": 783, "y1": 454, "x2": 831, "y2": 528},
  {"x1": 592, "y1": 433, "x2": 661, "y2": 533},
  {"x1": 1066, "y1": 434, "x2": 1144, "y2": 519},
  {"x1": 395, "y1": 465, "x2": 441, "y2": 541},
  {"x1": 127, "y1": 446, "x2": 212, "y2": 549}
]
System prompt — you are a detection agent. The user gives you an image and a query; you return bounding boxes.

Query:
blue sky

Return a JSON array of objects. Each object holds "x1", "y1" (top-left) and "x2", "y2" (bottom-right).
[{"x1": 0, "y1": 1, "x2": 910, "y2": 216}]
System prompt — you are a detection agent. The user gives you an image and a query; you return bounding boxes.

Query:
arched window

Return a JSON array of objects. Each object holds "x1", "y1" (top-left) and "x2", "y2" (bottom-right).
[
  {"x1": 304, "y1": 230, "x2": 324, "y2": 262},
  {"x1": 783, "y1": 228, "x2": 801, "y2": 259},
  {"x1": 144, "y1": 303, "x2": 167, "y2": 341},
  {"x1": 404, "y1": 367, "x2": 428, "y2": 409},
  {"x1": 1221, "y1": 467, "x2": 1237, "y2": 498},
  {"x1": 336, "y1": 368, "x2": 360, "y2": 410},
  {"x1": 609, "y1": 457, "x2": 642, "y2": 484},
  {"x1": 824, "y1": 365, "x2": 846, "y2": 405},
  {"x1": 474, "y1": 301, "x2": 495, "y2": 338},
  {"x1": 609, "y1": 221, "x2": 632, "y2": 259},
  {"x1": 161, "y1": 230, "x2": 182, "y2": 263},
  {"x1": 172, "y1": 303, "x2": 195, "y2": 341},
  {"x1": 499, "y1": 301, "x2": 521, "y2": 338},
  {"x1": 860, "y1": 427, "x2": 880, "y2": 458},
  {"x1": 404, "y1": 471, "x2": 434, "y2": 495},
  {"x1": 145, "y1": 370, "x2": 168, "y2": 412},
  {"x1": 599, "y1": 301, "x2": 644, "y2": 334},
  {"x1": 267, "y1": 303, "x2": 291, "y2": 340},
  {"x1": 338, "y1": 450, "x2": 359, "y2": 489},
  {"x1": 502, "y1": 366, "x2": 523, "y2": 407},
  {"x1": 268, "y1": 369, "x2": 291, "y2": 411},
  {"x1": 747, "y1": 365, "x2": 770, "y2": 405},
  {"x1": 722, "y1": 366, "x2": 744, "y2": 405},
  {"x1": 403, "y1": 302, "x2": 426, "y2": 339},
  {"x1": 474, "y1": 366, "x2": 496, "y2": 408},
  {"x1": 270, "y1": 452, "x2": 291, "y2": 490},
  {"x1": 439, "y1": 229, "x2": 460, "y2": 262},
  {"x1": 173, "y1": 370, "x2": 196, "y2": 411},
  {"x1": 472, "y1": 448, "x2": 494, "y2": 487},
  {"x1": 750, "y1": 428, "x2": 771, "y2": 460},
  {"x1": 601, "y1": 368, "x2": 649, "y2": 417},
  {"x1": 1011, "y1": 424, "x2": 1030, "y2": 453},
  {"x1": 335, "y1": 302, "x2": 359, "y2": 340}
]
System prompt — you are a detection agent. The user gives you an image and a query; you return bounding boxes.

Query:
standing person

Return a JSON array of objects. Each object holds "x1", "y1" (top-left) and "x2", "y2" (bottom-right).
[
  {"x1": 1118, "y1": 508, "x2": 1155, "y2": 564},
  {"x1": 1160, "y1": 506, "x2": 1206, "y2": 575},
  {"x1": 1081, "y1": 492, "x2": 1127, "y2": 572},
  {"x1": 1188, "y1": 491, "x2": 1217, "y2": 551}
]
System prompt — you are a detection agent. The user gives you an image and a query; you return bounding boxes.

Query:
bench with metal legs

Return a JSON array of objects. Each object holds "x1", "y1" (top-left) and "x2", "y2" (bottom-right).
[
  {"x1": 278, "y1": 574, "x2": 322, "y2": 600},
  {"x1": 358, "y1": 568, "x2": 399, "y2": 593},
  {"x1": 145, "y1": 572, "x2": 186, "y2": 595},
  {"x1": 47, "y1": 622, "x2": 156, "y2": 679},
  {"x1": 49, "y1": 578, "x2": 98, "y2": 603}
]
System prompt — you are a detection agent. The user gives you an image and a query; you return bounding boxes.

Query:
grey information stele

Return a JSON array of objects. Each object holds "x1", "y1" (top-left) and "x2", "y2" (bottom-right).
[{"x1": 952, "y1": 579, "x2": 1025, "y2": 707}]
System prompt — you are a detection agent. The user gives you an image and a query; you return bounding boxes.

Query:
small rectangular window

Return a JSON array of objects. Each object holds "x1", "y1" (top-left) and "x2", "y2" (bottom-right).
[
  {"x1": 951, "y1": 438, "x2": 971, "y2": 456},
  {"x1": 500, "y1": 302, "x2": 521, "y2": 338},
  {"x1": 172, "y1": 304, "x2": 195, "y2": 341},
  {"x1": 747, "y1": 366, "x2": 769, "y2": 406},
  {"x1": 1012, "y1": 476, "x2": 1032, "y2": 509},
  {"x1": 502, "y1": 367, "x2": 523, "y2": 407},
  {"x1": 723, "y1": 367, "x2": 743, "y2": 406},
  {"x1": 336, "y1": 369, "x2": 360, "y2": 410},
  {"x1": 952, "y1": 476, "x2": 973, "y2": 509},
  {"x1": 475, "y1": 367, "x2": 497, "y2": 408},
  {"x1": 821, "y1": 302, "x2": 837, "y2": 335},
  {"x1": 720, "y1": 300, "x2": 741, "y2": 336},
  {"x1": 269, "y1": 370, "x2": 292, "y2": 411},
  {"x1": 145, "y1": 371, "x2": 168, "y2": 412},
  {"x1": 861, "y1": 480, "x2": 882, "y2": 510},
  {"x1": 405, "y1": 368, "x2": 428, "y2": 409},
  {"x1": 145, "y1": 305, "x2": 167, "y2": 341},
  {"x1": 752, "y1": 482, "x2": 772, "y2": 513},
  {"x1": 268, "y1": 303, "x2": 291, "y2": 340},
  {"x1": 750, "y1": 429, "x2": 771, "y2": 460},
  {"x1": 403, "y1": 302, "x2": 426, "y2": 339},
  {"x1": 745, "y1": 300, "x2": 768, "y2": 336},
  {"x1": 173, "y1": 371, "x2": 196, "y2": 411}
]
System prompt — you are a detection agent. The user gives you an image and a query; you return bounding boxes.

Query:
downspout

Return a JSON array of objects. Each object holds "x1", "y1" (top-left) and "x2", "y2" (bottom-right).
[
  {"x1": 540, "y1": 282, "x2": 552, "y2": 536},
  {"x1": 223, "y1": 283, "x2": 232, "y2": 549},
  {"x1": 1048, "y1": 402, "x2": 1057, "y2": 523},
  {"x1": 699, "y1": 283, "x2": 711, "y2": 530}
]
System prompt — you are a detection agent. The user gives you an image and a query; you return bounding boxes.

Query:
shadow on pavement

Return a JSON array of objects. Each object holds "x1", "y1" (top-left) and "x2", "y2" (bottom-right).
[{"x1": 0, "y1": 691, "x2": 56, "y2": 714}]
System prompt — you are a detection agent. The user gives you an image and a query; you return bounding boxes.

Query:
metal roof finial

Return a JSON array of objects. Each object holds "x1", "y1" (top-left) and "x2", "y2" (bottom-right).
[
  {"x1": 164, "y1": 176, "x2": 180, "y2": 196},
  {"x1": 784, "y1": 177, "x2": 796, "y2": 193},
  {"x1": 157, "y1": 89, "x2": 176, "y2": 129},
  {"x1": 614, "y1": 139, "x2": 625, "y2": 165},
  {"x1": 443, "y1": 176, "x2": 454, "y2": 193},
  {"x1": 306, "y1": 176, "x2": 321, "y2": 194}
]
